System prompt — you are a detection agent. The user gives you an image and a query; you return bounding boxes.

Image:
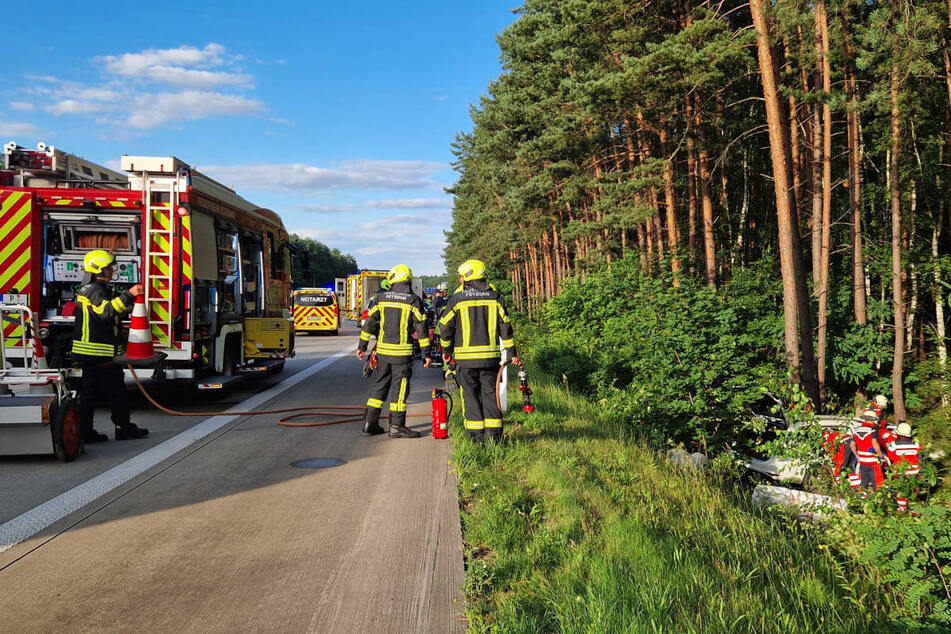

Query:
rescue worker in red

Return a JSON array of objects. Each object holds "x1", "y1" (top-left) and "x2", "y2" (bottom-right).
[
  {"x1": 357, "y1": 264, "x2": 431, "y2": 438},
  {"x1": 72, "y1": 249, "x2": 149, "y2": 442},
  {"x1": 887, "y1": 422, "x2": 922, "y2": 513},
  {"x1": 851, "y1": 411, "x2": 885, "y2": 490},
  {"x1": 439, "y1": 259, "x2": 519, "y2": 443}
]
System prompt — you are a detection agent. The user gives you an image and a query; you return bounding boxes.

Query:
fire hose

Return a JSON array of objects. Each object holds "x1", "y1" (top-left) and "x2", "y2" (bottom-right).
[{"x1": 127, "y1": 356, "x2": 533, "y2": 429}]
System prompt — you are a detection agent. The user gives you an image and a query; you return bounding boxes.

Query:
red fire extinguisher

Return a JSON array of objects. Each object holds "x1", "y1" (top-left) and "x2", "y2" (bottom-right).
[{"x1": 432, "y1": 388, "x2": 452, "y2": 439}]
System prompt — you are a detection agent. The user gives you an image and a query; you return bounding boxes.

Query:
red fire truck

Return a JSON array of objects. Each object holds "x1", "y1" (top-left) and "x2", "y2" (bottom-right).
[{"x1": 0, "y1": 142, "x2": 294, "y2": 391}]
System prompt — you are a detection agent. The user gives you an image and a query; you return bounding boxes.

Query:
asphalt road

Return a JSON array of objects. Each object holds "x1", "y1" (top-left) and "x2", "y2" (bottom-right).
[{"x1": 0, "y1": 327, "x2": 466, "y2": 633}]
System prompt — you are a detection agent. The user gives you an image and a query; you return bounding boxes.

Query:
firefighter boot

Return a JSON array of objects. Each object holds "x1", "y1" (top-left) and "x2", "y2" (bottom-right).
[
  {"x1": 388, "y1": 412, "x2": 421, "y2": 438},
  {"x1": 115, "y1": 423, "x2": 149, "y2": 440},
  {"x1": 362, "y1": 407, "x2": 386, "y2": 435},
  {"x1": 486, "y1": 428, "x2": 503, "y2": 444},
  {"x1": 466, "y1": 430, "x2": 484, "y2": 444}
]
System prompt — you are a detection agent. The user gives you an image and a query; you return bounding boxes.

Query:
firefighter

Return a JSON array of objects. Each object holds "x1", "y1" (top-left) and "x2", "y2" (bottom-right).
[
  {"x1": 439, "y1": 259, "x2": 519, "y2": 443},
  {"x1": 852, "y1": 411, "x2": 885, "y2": 491},
  {"x1": 357, "y1": 265, "x2": 431, "y2": 438},
  {"x1": 72, "y1": 250, "x2": 149, "y2": 442},
  {"x1": 888, "y1": 422, "x2": 921, "y2": 513}
]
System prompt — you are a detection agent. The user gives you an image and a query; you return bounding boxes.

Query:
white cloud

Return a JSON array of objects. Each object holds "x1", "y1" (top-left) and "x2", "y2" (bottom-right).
[
  {"x1": 23, "y1": 43, "x2": 262, "y2": 131},
  {"x1": 364, "y1": 198, "x2": 449, "y2": 209},
  {"x1": 203, "y1": 160, "x2": 447, "y2": 192},
  {"x1": 46, "y1": 99, "x2": 111, "y2": 115},
  {"x1": 99, "y1": 43, "x2": 226, "y2": 76},
  {"x1": 432, "y1": 95, "x2": 449, "y2": 102},
  {"x1": 118, "y1": 91, "x2": 265, "y2": 129},
  {"x1": 359, "y1": 212, "x2": 451, "y2": 232},
  {"x1": 0, "y1": 121, "x2": 40, "y2": 137},
  {"x1": 9, "y1": 102, "x2": 34, "y2": 112},
  {"x1": 295, "y1": 203, "x2": 356, "y2": 214}
]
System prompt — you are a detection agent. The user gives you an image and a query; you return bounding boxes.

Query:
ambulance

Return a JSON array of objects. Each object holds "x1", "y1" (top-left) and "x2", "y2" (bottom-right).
[{"x1": 292, "y1": 288, "x2": 339, "y2": 335}]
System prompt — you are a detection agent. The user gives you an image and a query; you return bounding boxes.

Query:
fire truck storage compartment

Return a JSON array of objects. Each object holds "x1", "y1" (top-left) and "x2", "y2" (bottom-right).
[{"x1": 41, "y1": 212, "x2": 141, "y2": 317}]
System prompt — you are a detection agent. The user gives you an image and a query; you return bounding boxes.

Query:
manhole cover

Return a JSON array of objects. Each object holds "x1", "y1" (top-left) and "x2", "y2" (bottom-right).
[{"x1": 291, "y1": 458, "x2": 346, "y2": 469}]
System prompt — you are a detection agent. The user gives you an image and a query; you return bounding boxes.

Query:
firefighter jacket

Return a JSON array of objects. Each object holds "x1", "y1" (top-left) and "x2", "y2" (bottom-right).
[
  {"x1": 439, "y1": 280, "x2": 516, "y2": 368},
  {"x1": 71, "y1": 280, "x2": 134, "y2": 359},
  {"x1": 358, "y1": 282, "x2": 430, "y2": 364}
]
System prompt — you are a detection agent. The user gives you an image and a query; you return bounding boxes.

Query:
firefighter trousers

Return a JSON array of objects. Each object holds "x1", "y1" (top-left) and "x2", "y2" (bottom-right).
[
  {"x1": 366, "y1": 361, "x2": 412, "y2": 425},
  {"x1": 78, "y1": 360, "x2": 131, "y2": 433},
  {"x1": 458, "y1": 366, "x2": 502, "y2": 432}
]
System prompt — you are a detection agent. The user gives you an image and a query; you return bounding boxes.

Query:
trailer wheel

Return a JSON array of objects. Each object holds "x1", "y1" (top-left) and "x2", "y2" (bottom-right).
[{"x1": 52, "y1": 398, "x2": 82, "y2": 462}]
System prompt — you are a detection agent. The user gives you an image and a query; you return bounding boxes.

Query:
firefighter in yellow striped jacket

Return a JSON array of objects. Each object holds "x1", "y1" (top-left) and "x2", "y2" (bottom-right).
[
  {"x1": 356, "y1": 264, "x2": 432, "y2": 438},
  {"x1": 71, "y1": 250, "x2": 149, "y2": 443},
  {"x1": 439, "y1": 259, "x2": 519, "y2": 443}
]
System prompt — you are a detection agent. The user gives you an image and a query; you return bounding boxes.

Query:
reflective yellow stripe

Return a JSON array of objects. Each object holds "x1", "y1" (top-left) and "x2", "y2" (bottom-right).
[
  {"x1": 399, "y1": 306, "x2": 409, "y2": 346},
  {"x1": 366, "y1": 398, "x2": 383, "y2": 408},
  {"x1": 390, "y1": 378, "x2": 408, "y2": 412},
  {"x1": 376, "y1": 342, "x2": 413, "y2": 355},
  {"x1": 71, "y1": 341, "x2": 114, "y2": 356},
  {"x1": 488, "y1": 303, "x2": 497, "y2": 344},
  {"x1": 111, "y1": 296, "x2": 126, "y2": 312},
  {"x1": 440, "y1": 339, "x2": 452, "y2": 348},
  {"x1": 411, "y1": 307, "x2": 425, "y2": 322},
  {"x1": 485, "y1": 419, "x2": 502, "y2": 428},
  {"x1": 360, "y1": 331, "x2": 372, "y2": 341},
  {"x1": 501, "y1": 338, "x2": 515, "y2": 348},
  {"x1": 464, "y1": 419, "x2": 485, "y2": 430},
  {"x1": 461, "y1": 306, "x2": 471, "y2": 348},
  {"x1": 498, "y1": 304, "x2": 509, "y2": 322},
  {"x1": 439, "y1": 309, "x2": 455, "y2": 326},
  {"x1": 455, "y1": 350, "x2": 502, "y2": 360},
  {"x1": 417, "y1": 338, "x2": 431, "y2": 347}
]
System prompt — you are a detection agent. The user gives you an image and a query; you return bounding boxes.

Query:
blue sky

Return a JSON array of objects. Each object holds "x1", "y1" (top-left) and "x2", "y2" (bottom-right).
[{"x1": 0, "y1": 2, "x2": 519, "y2": 275}]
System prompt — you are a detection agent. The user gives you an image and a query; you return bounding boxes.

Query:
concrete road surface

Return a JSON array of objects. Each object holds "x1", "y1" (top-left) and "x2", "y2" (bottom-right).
[{"x1": 0, "y1": 328, "x2": 466, "y2": 633}]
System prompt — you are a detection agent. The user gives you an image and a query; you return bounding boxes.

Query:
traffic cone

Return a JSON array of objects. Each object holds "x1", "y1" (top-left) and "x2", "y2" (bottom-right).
[{"x1": 114, "y1": 295, "x2": 164, "y2": 367}]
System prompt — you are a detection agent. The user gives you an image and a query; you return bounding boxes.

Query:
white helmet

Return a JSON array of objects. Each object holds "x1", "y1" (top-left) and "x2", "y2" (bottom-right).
[
  {"x1": 873, "y1": 394, "x2": 888, "y2": 408},
  {"x1": 896, "y1": 423, "x2": 912, "y2": 437}
]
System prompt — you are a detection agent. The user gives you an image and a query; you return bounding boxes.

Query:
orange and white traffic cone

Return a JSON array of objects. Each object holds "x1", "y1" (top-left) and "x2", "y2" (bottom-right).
[{"x1": 114, "y1": 295, "x2": 164, "y2": 366}]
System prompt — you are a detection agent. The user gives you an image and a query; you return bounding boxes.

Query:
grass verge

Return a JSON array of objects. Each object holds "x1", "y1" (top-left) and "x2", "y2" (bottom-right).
[{"x1": 449, "y1": 372, "x2": 903, "y2": 633}]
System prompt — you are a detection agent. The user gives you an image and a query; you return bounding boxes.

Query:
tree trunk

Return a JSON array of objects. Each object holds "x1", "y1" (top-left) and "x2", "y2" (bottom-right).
[
  {"x1": 843, "y1": 11, "x2": 867, "y2": 324},
  {"x1": 815, "y1": 0, "x2": 833, "y2": 399},
  {"x1": 890, "y1": 64, "x2": 907, "y2": 422},
  {"x1": 785, "y1": 44, "x2": 803, "y2": 215},
  {"x1": 750, "y1": 0, "x2": 813, "y2": 397},
  {"x1": 686, "y1": 96, "x2": 699, "y2": 274},
  {"x1": 697, "y1": 118, "x2": 717, "y2": 288},
  {"x1": 660, "y1": 122, "x2": 682, "y2": 281}
]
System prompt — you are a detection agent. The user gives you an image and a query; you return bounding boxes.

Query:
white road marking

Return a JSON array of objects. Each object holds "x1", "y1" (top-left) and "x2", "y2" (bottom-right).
[{"x1": 0, "y1": 345, "x2": 355, "y2": 555}]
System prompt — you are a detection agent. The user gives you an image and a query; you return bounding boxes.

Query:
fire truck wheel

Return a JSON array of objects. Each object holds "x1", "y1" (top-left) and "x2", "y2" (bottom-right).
[
  {"x1": 52, "y1": 398, "x2": 82, "y2": 462},
  {"x1": 222, "y1": 343, "x2": 236, "y2": 377}
]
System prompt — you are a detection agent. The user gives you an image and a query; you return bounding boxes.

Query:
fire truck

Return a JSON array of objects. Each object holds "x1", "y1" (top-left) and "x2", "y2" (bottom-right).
[{"x1": 0, "y1": 142, "x2": 294, "y2": 392}]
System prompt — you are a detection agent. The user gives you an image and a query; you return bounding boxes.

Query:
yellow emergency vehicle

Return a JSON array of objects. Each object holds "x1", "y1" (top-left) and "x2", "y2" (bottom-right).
[{"x1": 292, "y1": 288, "x2": 340, "y2": 335}]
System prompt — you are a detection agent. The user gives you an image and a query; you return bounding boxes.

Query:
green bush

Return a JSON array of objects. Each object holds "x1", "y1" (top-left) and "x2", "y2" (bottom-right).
[{"x1": 525, "y1": 255, "x2": 785, "y2": 449}]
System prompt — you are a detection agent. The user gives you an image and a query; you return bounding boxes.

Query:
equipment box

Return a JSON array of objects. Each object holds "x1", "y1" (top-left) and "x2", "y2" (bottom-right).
[{"x1": 243, "y1": 318, "x2": 294, "y2": 357}]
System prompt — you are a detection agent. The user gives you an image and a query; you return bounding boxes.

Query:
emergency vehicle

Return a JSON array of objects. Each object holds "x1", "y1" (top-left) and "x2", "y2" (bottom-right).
[
  {"x1": 345, "y1": 270, "x2": 425, "y2": 324},
  {"x1": 345, "y1": 270, "x2": 387, "y2": 322},
  {"x1": 0, "y1": 142, "x2": 294, "y2": 393},
  {"x1": 292, "y1": 288, "x2": 339, "y2": 335}
]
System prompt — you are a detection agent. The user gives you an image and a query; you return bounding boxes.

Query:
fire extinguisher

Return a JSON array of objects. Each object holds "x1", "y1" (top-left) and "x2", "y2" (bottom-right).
[
  {"x1": 432, "y1": 388, "x2": 452, "y2": 439},
  {"x1": 518, "y1": 369, "x2": 535, "y2": 413}
]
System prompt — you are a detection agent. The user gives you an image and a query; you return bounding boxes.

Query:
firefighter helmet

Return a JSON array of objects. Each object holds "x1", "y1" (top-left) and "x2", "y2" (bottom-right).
[
  {"x1": 83, "y1": 249, "x2": 115, "y2": 274},
  {"x1": 897, "y1": 422, "x2": 912, "y2": 437},
  {"x1": 457, "y1": 259, "x2": 486, "y2": 282},
  {"x1": 859, "y1": 409, "x2": 878, "y2": 426},
  {"x1": 386, "y1": 264, "x2": 412, "y2": 284},
  {"x1": 873, "y1": 394, "x2": 888, "y2": 408}
]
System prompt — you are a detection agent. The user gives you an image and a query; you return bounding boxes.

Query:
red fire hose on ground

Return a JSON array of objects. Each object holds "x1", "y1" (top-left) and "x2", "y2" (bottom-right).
[{"x1": 127, "y1": 357, "x2": 534, "y2": 430}]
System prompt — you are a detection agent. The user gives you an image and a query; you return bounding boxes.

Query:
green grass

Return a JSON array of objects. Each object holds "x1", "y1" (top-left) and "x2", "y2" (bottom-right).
[{"x1": 450, "y1": 374, "x2": 904, "y2": 633}]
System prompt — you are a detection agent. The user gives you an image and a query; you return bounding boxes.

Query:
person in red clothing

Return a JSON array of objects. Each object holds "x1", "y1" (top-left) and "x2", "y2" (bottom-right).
[
  {"x1": 887, "y1": 423, "x2": 922, "y2": 512},
  {"x1": 852, "y1": 412, "x2": 885, "y2": 491}
]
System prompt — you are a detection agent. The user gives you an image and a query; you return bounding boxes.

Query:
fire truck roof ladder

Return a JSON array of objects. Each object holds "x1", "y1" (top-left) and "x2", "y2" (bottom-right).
[{"x1": 3, "y1": 141, "x2": 127, "y2": 188}]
